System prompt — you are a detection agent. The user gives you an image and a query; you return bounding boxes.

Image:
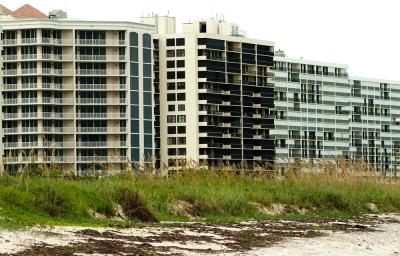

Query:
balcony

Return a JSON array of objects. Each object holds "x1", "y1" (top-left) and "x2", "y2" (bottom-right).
[
  {"x1": 4, "y1": 142, "x2": 18, "y2": 148},
  {"x1": 21, "y1": 69, "x2": 37, "y2": 75},
  {"x1": 22, "y1": 83, "x2": 38, "y2": 89},
  {"x1": 22, "y1": 112, "x2": 38, "y2": 118},
  {"x1": 3, "y1": 156, "x2": 19, "y2": 162},
  {"x1": 77, "y1": 141, "x2": 108, "y2": 147},
  {"x1": 77, "y1": 127, "x2": 126, "y2": 133},
  {"x1": 42, "y1": 127, "x2": 74, "y2": 133},
  {"x1": 76, "y1": 55, "x2": 125, "y2": 61},
  {"x1": 43, "y1": 156, "x2": 75, "y2": 162},
  {"x1": 3, "y1": 69, "x2": 17, "y2": 76},
  {"x1": 3, "y1": 84, "x2": 17, "y2": 90},
  {"x1": 77, "y1": 69, "x2": 107, "y2": 75},
  {"x1": 21, "y1": 98, "x2": 38, "y2": 104},
  {"x1": 21, "y1": 38, "x2": 37, "y2": 44},
  {"x1": 3, "y1": 39, "x2": 17, "y2": 45},
  {"x1": 42, "y1": 112, "x2": 74, "y2": 119},
  {"x1": 3, "y1": 99, "x2": 18, "y2": 105},
  {"x1": 42, "y1": 97, "x2": 73, "y2": 104},
  {"x1": 41, "y1": 38, "x2": 74, "y2": 45},
  {"x1": 76, "y1": 156, "x2": 127, "y2": 162},
  {"x1": 3, "y1": 112, "x2": 16, "y2": 120},
  {"x1": 3, "y1": 127, "x2": 19, "y2": 134},
  {"x1": 76, "y1": 98, "x2": 107, "y2": 104},
  {"x1": 75, "y1": 39, "x2": 106, "y2": 45},
  {"x1": 21, "y1": 54, "x2": 38, "y2": 60},
  {"x1": 22, "y1": 141, "x2": 39, "y2": 147},
  {"x1": 77, "y1": 84, "x2": 125, "y2": 90},
  {"x1": 22, "y1": 127, "x2": 38, "y2": 133},
  {"x1": 77, "y1": 113, "x2": 107, "y2": 119},
  {"x1": 44, "y1": 141, "x2": 75, "y2": 148},
  {"x1": 3, "y1": 55, "x2": 18, "y2": 61}
]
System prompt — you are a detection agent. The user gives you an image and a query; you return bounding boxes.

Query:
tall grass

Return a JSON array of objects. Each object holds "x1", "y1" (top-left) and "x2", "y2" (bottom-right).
[{"x1": 0, "y1": 158, "x2": 399, "y2": 227}]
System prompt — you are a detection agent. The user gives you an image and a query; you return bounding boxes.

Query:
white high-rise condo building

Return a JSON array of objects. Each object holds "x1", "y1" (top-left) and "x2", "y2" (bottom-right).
[
  {"x1": 141, "y1": 16, "x2": 276, "y2": 169},
  {"x1": 0, "y1": 5, "x2": 155, "y2": 173},
  {"x1": 273, "y1": 50, "x2": 400, "y2": 175}
]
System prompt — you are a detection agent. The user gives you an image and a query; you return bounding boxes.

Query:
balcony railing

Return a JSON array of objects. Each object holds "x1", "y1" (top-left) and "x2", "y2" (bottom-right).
[
  {"x1": 3, "y1": 113, "x2": 18, "y2": 119},
  {"x1": 77, "y1": 156, "x2": 127, "y2": 162},
  {"x1": 77, "y1": 141, "x2": 108, "y2": 147},
  {"x1": 22, "y1": 127, "x2": 38, "y2": 133},
  {"x1": 77, "y1": 69, "x2": 107, "y2": 75},
  {"x1": 4, "y1": 55, "x2": 18, "y2": 61},
  {"x1": 22, "y1": 112, "x2": 38, "y2": 118},
  {"x1": 22, "y1": 141, "x2": 39, "y2": 147},
  {"x1": 77, "y1": 127, "x2": 126, "y2": 133},
  {"x1": 76, "y1": 98, "x2": 107, "y2": 104},
  {"x1": 3, "y1": 39, "x2": 17, "y2": 45},
  {"x1": 3, "y1": 127, "x2": 19, "y2": 134},
  {"x1": 3, "y1": 84, "x2": 17, "y2": 90},
  {"x1": 21, "y1": 69, "x2": 37, "y2": 75},
  {"x1": 77, "y1": 113, "x2": 107, "y2": 118},
  {"x1": 75, "y1": 39, "x2": 125, "y2": 45},
  {"x1": 21, "y1": 38, "x2": 37, "y2": 44},
  {"x1": 21, "y1": 98, "x2": 37, "y2": 104},
  {"x1": 3, "y1": 99, "x2": 18, "y2": 105},
  {"x1": 22, "y1": 83, "x2": 37, "y2": 89},
  {"x1": 3, "y1": 69, "x2": 17, "y2": 76},
  {"x1": 4, "y1": 142, "x2": 18, "y2": 148},
  {"x1": 21, "y1": 54, "x2": 37, "y2": 60}
]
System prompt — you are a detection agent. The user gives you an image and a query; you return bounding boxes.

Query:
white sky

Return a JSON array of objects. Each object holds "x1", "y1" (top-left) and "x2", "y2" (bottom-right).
[{"x1": 2, "y1": 0, "x2": 399, "y2": 80}]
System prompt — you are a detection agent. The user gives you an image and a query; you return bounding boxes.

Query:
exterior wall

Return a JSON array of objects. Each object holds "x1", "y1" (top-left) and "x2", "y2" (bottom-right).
[
  {"x1": 155, "y1": 20, "x2": 275, "y2": 169},
  {"x1": 0, "y1": 19, "x2": 155, "y2": 173}
]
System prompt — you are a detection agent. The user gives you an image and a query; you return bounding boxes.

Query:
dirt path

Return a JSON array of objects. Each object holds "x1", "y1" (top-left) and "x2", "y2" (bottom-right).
[{"x1": 0, "y1": 214, "x2": 398, "y2": 255}]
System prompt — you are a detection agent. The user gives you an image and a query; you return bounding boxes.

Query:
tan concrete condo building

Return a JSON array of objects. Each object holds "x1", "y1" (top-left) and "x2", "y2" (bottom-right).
[
  {"x1": 141, "y1": 16, "x2": 275, "y2": 169},
  {"x1": 0, "y1": 6, "x2": 155, "y2": 173}
]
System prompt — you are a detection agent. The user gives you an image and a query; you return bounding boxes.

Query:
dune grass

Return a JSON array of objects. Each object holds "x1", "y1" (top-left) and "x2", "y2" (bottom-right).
[{"x1": 0, "y1": 160, "x2": 399, "y2": 227}]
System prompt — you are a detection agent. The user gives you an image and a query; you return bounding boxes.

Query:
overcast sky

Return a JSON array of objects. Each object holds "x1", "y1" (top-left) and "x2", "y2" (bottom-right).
[{"x1": 2, "y1": 0, "x2": 399, "y2": 80}]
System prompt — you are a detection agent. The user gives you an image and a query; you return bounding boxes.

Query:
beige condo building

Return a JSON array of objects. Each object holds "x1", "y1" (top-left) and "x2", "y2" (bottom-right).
[{"x1": 0, "y1": 7, "x2": 155, "y2": 173}]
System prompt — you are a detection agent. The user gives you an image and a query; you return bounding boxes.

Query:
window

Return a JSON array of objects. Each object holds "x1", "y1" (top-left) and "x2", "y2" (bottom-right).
[
  {"x1": 129, "y1": 32, "x2": 138, "y2": 46},
  {"x1": 167, "y1": 72, "x2": 175, "y2": 79},
  {"x1": 166, "y1": 50, "x2": 175, "y2": 57},
  {"x1": 167, "y1": 93, "x2": 176, "y2": 101},
  {"x1": 177, "y1": 93, "x2": 185, "y2": 101},
  {"x1": 167, "y1": 137, "x2": 176, "y2": 145},
  {"x1": 176, "y1": 49, "x2": 185, "y2": 57},
  {"x1": 168, "y1": 126, "x2": 176, "y2": 134},
  {"x1": 177, "y1": 60, "x2": 185, "y2": 67},
  {"x1": 200, "y1": 22, "x2": 207, "y2": 33},
  {"x1": 177, "y1": 71, "x2": 185, "y2": 79},
  {"x1": 178, "y1": 104, "x2": 185, "y2": 111},
  {"x1": 177, "y1": 126, "x2": 186, "y2": 134},
  {"x1": 168, "y1": 105, "x2": 175, "y2": 111},
  {"x1": 176, "y1": 38, "x2": 185, "y2": 46},
  {"x1": 143, "y1": 64, "x2": 151, "y2": 77},
  {"x1": 177, "y1": 137, "x2": 186, "y2": 144},
  {"x1": 168, "y1": 148, "x2": 177, "y2": 156},
  {"x1": 143, "y1": 34, "x2": 152, "y2": 48},
  {"x1": 166, "y1": 38, "x2": 175, "y2": 46},
  {"x1": 167, "y1": 115, "x2": 176, "y2": 123},
  {"x1": 177, "y1": 82, "x2": 185, "y2": 89},
  {"x1": 143, "y1": 48, "x2": 151, "y2": 63},
  {"x1": 177, "y1": 148, "x2": 186, "y2": 155},
  {"x1": 167, "y1": 82, "x2": 175, "y2": 90},
  {"x1": 167, "y1": 61, "x2": 175, "y2": 68},
  {"x1": 177, "y1": 115, "x2": 186, "y2": 123}
]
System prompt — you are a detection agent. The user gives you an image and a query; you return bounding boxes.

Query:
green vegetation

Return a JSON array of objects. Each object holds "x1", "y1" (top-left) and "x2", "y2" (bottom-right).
[{"x1": 0, "y1": 162, "x2": 399, "y2": 227}]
